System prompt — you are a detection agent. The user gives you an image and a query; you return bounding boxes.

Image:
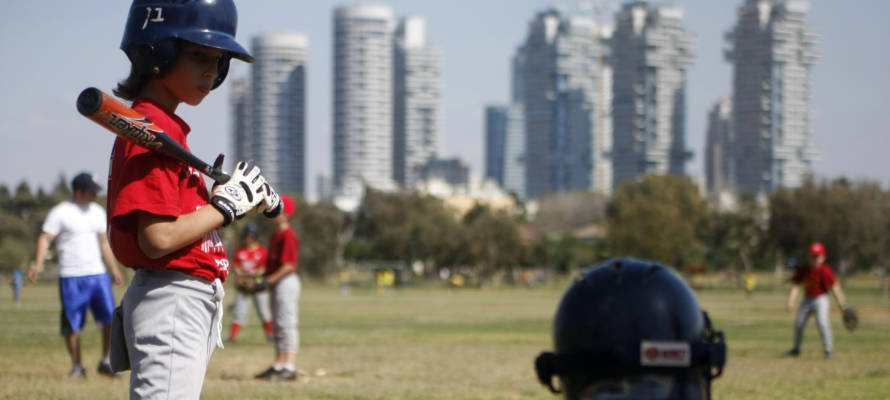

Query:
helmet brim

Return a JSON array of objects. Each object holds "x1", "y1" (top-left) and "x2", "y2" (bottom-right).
[{"x1": 180, "y1": 30, "x2": 254, "y2": 63}]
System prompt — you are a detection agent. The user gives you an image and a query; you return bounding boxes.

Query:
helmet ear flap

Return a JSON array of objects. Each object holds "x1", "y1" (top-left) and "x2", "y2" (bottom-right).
[
  {"x1": 124, "y1": 39, "x2": 179, "y2": 79},
  {"x1": 535, "y1": 352, "x2": 562, "y2": 394},
  {"x1": 125, "y1": 44, "x2": 156, "y2": 77}
]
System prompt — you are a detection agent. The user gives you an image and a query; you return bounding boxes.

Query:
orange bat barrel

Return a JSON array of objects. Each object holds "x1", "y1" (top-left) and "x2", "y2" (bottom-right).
[{"x1": 77, "y1": 87, "x2": 168, "y2": 151}]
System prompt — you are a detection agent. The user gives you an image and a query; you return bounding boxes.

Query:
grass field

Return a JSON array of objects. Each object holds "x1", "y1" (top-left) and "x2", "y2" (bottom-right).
[{"x1": 1, "y1": 274, "x2": 889, "y2": 399}]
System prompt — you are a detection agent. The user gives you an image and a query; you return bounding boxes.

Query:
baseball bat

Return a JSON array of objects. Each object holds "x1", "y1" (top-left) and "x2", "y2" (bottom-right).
[{"x1": 76, "y1": 87, "x2": 230, "y2": 184}]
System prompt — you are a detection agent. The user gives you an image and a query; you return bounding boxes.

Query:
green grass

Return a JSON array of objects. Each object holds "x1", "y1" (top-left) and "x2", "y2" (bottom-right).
[{"x1": 1, "y1": 276, "x2": 888, "y2": 399}]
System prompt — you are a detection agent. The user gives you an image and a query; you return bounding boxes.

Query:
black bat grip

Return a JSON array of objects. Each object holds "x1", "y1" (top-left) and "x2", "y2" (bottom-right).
[{"x1": 207, "y1": 169, "x2": 231, "y2": 184}]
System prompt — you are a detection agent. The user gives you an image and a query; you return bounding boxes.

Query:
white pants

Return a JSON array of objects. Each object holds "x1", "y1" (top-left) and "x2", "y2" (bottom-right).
[
  {"x1": 122, "y1": 269, "x2": 224, "y2": 400},
  {"x1": 793, "y1": 294, "x2": 833, "y2": 353},
  {"x1": 271, "y1": 274, "x2": 300, "y2": 353},
  {"x1": 232, "y1": 290, "x2": 272, "y2": 325}
]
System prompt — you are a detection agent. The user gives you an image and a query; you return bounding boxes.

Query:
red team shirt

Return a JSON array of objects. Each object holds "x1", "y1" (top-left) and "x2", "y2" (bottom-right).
[
  {"x1": 107, "y1": 99, "x2": 229, "y2": 282},
  {"x1": 234, "y1": 245, "x2": 267, "y2": 275},
  {"x1": 265, "y1": 228, "x2": 299, "y2": 277},
  {"x1": 791, "y1": 263, "x2": 837, "y2": 298}
]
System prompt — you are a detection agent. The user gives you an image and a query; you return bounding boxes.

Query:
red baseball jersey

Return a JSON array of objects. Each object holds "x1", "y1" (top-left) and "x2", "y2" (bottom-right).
[
  {"x1": 265, "y1": 228, "x2": 299, "y2": 277},
  {"x1": 234, "y1": 245, "x2": 267, "y2": 275},
  {"x1": 791, "y1": 263, "x2": 837, "y2": 298},
  {"x1": 107, "y1": 99, "x2": 229, "y2": 282}
]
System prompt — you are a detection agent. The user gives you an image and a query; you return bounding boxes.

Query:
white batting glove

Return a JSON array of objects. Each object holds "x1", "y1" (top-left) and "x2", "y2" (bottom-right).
[
  {"x1": 210, "y1": 161, "x2": 267, "y2": 226},
  {"x1": 262, "y1": 182, "x2": 283, "y2": 218}
]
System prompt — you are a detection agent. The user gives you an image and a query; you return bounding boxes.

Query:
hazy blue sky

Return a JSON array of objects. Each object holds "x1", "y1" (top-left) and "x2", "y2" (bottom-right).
[{"x1": 1, "y1": 0, "x2": 888, "y2": 197}]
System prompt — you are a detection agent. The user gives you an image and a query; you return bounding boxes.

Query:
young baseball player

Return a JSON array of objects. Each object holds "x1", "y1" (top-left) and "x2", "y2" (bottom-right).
[
  {"x1": 28, "y1": 172, "x2": 124, "y2": 379},
  {"x1": 228, "y1": 224, "x2": 275, "y2": 342},
  {"x1": 255, "y1": 195, "x2": 301, "y2": 381},
  {"x1": 106, "y1": 1, "x2": 281, "y2": 398},
  {"x1": 785, "y1": 242, "x2": 849, "y2": 359}
]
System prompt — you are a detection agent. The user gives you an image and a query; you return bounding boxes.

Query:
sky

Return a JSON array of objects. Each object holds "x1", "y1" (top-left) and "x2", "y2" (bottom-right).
[{"x1": 0, "y1": 0, "x2": 888, "y2": 198}]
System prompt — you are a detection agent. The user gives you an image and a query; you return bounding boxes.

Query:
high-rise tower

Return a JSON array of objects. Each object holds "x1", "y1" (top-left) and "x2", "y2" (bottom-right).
[
  {"x1": 333, "y1": 4, "x2": 397, "y2": 192},
  {"x1": 726, "y1": 0, "x2": 820, "y2": 193},
  {"x1": 704, "y1": 98, "x2": 733, "y2": 195},
  {"x1": 393, "y1": 16, "x2": 441, "y2": 189},
  {"x1": 230, "y1": 33, "x2": 307, "y2": 194},
  {"x1": 513, "y1": 9, "x2": 612, "y2": 198},
  {"x1": 610, "y1": 2, "x2": 693, "y2": 188}
]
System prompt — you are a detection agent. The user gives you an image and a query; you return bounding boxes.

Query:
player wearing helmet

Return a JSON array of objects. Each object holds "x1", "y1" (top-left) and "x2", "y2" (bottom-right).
[
  {"x1": 105, "y1": 1, "x2": 279, "y2": 398},
  {"x1": 535, "y1": 258, "x2": 726, "y2": 400},
  {"x1": 785, "y1": 242, "x2": 848, "y2": 359}
]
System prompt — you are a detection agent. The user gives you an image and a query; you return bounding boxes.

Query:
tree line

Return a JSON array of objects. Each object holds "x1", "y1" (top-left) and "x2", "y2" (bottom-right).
[{"x1": 2, "y1": 174, "x2": 889, "y2": 283}]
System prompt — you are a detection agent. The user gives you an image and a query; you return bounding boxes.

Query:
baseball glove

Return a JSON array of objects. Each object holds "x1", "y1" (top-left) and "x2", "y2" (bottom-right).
[
  {"x1": 842, "y1": 307, "x2": 859, "y2": 332},
  {"x1": 236, "y1": 275, "x2": 269, "y2": 294}
]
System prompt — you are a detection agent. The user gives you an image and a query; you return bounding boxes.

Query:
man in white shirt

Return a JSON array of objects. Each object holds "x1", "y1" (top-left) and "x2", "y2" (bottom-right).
[{"x1": 29, "y1": 172, "x2": 124, "y2": 379}]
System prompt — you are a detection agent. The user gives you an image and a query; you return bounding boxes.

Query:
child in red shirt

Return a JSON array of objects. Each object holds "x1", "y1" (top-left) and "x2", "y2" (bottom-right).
[
  {"x1": 785, "y1": 242, "x2": 849, "y2": 359},
  {"x1": 228, "y1": 225, "x2": 274, "y2": 342},
  {"x1": 105, "y1": 1, "x2": 281, "y2": 398},
  {"x1": 255, "y1": 195, "x2": 301, "y2": 381}
]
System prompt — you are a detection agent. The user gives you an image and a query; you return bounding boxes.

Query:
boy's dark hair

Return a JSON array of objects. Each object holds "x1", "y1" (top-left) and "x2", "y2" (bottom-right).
[{"x1": 113, "y1": 65, "x2": 152, "y2": 101}]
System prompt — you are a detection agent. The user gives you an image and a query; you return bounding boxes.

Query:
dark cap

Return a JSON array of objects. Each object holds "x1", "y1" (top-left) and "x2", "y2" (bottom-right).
[
  {"x1": 243, "y1": 224, "x2": 259, "y2": 238},
  {"x1": 71, "y1": 172, "x2": 102, "y2": 193}
]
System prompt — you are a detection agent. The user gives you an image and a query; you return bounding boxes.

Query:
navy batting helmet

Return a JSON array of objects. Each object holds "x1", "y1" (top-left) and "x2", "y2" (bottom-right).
[
  {"x1": 535, "y1": 258, "x2": 726, "y2": 400},
  {"x1": 120, "y1": 0, "x2": 254, "y2": 89}
]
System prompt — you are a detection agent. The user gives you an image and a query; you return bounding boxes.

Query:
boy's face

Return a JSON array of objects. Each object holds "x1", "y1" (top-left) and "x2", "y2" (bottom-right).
[
  {"x1": 160, "y1": 42, "x2": 225, "y2": 106},
  {"x1": 809, "y1": 253, "x2": 825, "y2": 265}
]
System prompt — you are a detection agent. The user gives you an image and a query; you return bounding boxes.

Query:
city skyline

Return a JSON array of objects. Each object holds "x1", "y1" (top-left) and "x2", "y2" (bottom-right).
[{"x1": 1, "y1": 1, "x2": 888, "y2": 198}]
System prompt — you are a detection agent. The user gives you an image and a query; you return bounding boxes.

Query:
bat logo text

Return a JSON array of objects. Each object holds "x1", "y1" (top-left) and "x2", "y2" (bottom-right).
[{"x1": 109, "y1": 113, "x2": 164, "y2": 150}]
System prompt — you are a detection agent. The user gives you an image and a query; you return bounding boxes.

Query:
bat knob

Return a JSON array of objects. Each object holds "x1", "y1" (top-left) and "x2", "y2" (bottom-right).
[{"x1": 77, "y1": 87, "x2": 103, "y2": 116}]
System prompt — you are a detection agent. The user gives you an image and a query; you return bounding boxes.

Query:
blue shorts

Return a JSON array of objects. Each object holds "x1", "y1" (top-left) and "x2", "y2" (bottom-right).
[{"x1": 59, "y1": 274, "x2": 115, "y2": 335}]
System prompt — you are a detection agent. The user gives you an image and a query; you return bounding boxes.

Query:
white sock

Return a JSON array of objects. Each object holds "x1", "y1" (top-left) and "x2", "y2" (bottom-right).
[
  {"x1": 283, "y1": 364, "x2": 296, "y2": 372},
  {"x1": 273, "y1": 364, "x2": 283, "y2": 371}
]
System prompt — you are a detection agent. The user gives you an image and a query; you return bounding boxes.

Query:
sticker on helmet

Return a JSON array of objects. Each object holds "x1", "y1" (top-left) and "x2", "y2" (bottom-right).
[
  {"x1": 142, "y1": 7, "x2": 166, "y2": 30},
  {"x1": 640, "y1": 341, "x2": 691, "y2": 367}
]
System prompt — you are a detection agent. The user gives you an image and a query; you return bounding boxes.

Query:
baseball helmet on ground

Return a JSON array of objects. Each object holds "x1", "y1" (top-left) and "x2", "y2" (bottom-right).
[
  {"x1": 535, "y1": 258, "x2": 726, "y2": 400},
  {"x1": 120, "y1": 0, "x2": 254, "y2": 89}
]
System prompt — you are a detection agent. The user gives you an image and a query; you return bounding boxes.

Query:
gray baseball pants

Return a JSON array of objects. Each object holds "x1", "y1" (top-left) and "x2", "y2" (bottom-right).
[
  {"x1": 271, "y1": 273, "x2": 300, "y2": 353},
  {"x1": 793, "y1": 294, "x2": 833, "y2": 353},
  {"x1": 122, "y1": 269, "x2": 225, "y2": 400},
  {"x1": 232, "y1": 290, "x2": 272, "y2": 325}
]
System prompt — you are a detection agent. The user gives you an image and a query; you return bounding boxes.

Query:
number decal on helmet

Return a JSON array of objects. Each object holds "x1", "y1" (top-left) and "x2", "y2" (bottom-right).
[{"x1": 142, "y1": 7, "x2": 165, "y2": 30}]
